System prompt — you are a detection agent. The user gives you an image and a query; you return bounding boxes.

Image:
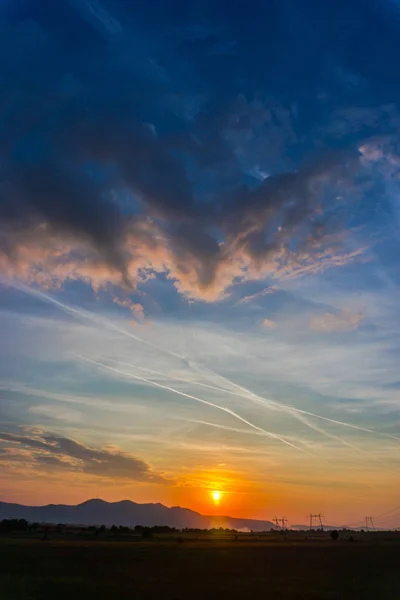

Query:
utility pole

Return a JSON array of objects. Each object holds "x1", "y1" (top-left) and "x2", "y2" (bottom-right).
[
  {"x1": 308, "y1": 513, "x2": 313, "y2": 530},
  {"x1": 281, "y1": 517, "x2": 288, "y2": 529}
]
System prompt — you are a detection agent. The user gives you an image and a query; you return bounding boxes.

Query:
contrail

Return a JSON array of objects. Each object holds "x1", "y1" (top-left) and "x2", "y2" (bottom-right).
[
  {"x1": 109, "y1": 359, "x2": 366, "y2": 452},
  {"x1": 279, "y1": 408, "x2": 366, "y2": 454},
  {"x1": 77, "y1": 355, "x2": 314, "y2": 456},
  {"x1": 4, "y1": 279, "x2": 395, "y2": 445},
  {"x1": 288, "y1": 407, "x2": 400, "y2": 441},
  {"x1": 190, "y1": 359, "x2": 400, "y2": 443},
  {"x1": 183, "y1": 418, "x2": 286, "y2": 439},
  {"x1": 1, "y1": 279, "x2": 185, "y2": 361},
  {"x1": 110, "y1": 358, "x2": 282, "y2": 409},
  {"x1": 186, "y1": 419, "x2": 266, "y2": 436}
]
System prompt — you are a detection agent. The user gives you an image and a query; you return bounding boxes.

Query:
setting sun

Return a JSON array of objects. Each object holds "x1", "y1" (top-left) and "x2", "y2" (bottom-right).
[{"x1": 212, "y1": 491, "x2": 222, "y2": 502}]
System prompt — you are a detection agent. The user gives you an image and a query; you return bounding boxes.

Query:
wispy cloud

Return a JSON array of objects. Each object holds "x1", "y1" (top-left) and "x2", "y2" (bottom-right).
[
  {"x1": 309, "y1": 309, "x2": 363, "y2": 333},
  {"x1": 236, "y1": 286, "x2": 278, "y2": 305},
  {"x1": 262, "y1": 318, "x2": 275, "y2": 328}
]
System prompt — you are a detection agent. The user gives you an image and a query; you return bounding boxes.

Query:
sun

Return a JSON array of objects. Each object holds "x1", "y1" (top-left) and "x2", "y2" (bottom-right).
[{"x1": 211, "y1": 491, "x2": 222, "y2": 502}]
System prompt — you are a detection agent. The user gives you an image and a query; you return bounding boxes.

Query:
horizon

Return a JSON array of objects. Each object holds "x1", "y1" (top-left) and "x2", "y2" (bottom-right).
[
  {"x1": 1, "y1": 0, "x2": 400, "y2": 532},
  {"x1": 3, "y1": 496, "x2": 398, "y2": 530},
  {"x1": 2, "y1": 495, "x2": 400, "y2": 530}
]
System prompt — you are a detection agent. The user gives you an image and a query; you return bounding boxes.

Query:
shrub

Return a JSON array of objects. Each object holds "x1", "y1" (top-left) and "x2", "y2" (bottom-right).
[{"x1": 141, "y1": 527, "x2": 153, "y2": 539}]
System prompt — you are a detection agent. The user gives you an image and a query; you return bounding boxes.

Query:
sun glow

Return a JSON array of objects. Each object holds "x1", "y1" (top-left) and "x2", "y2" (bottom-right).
[{"x1": 212, "y1": 490, "x2": 222, "y2": 503}]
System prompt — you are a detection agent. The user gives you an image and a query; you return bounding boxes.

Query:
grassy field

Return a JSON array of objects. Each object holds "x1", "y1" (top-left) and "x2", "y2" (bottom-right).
[{"x1": 1, "y1": 533, "x2": 399, "y2": 599}]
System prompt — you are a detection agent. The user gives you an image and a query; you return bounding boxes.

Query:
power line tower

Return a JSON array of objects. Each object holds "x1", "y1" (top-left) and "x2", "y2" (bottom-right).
[
  {"x1": 308, "y1": 513, "x2": 324, "y2": 530},
  {"x1": 316, "y1": 513, "x2": 324, "y2": 531},
  {"x1": 365, "y1": 516, "x2": 374, "y2": 531},
  {"x1": 273, "y1": 517, "x2": 288, "y2": 529}
]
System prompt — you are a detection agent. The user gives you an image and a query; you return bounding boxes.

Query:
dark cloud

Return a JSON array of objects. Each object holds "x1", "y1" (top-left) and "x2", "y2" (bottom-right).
[
  {"x1": 0, "y1": 431, "x2": 52, "y2": 452},
  {"x1": 0, "y1": 429, "x2": 165, "y2": 482},
  {"x1": 6, "y1": 158, "x2": 127, "y2": 274},
  {"x1": 0, "y1": 6, "x2": 204, "y2": 289},
  {"x1": 0, "y1": 0, "x2": 397, "y2": 300}
]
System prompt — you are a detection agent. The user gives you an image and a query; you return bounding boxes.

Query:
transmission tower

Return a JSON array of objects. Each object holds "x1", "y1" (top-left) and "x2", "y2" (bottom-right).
[
  {"x1": 273, "y1": 517, "x2": 280, "y2": 528},
  {"x1": 365, "y1": 516, "x2": 375, "y2": 531},
  {"x1": 308, "y1": 513, "x2": 324, "y2": 530},
  {"x1": 273, "y1": 517, "x2": 288, "y2": 529}
]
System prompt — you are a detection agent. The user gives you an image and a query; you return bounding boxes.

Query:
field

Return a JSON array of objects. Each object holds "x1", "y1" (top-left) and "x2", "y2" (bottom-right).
[{"x1": 1, "y1": 532, "x2": 399, "y2": 599}]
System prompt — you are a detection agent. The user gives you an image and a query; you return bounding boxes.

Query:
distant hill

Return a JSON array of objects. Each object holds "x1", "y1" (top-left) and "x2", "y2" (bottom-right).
[{"x1": 0, "y1": 499, "x2": 276, "y2": 531}]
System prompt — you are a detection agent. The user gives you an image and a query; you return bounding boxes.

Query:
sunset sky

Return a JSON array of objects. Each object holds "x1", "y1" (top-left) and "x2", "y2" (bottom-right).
[{"x1": 0, "y1": 0, "x2": 400, "y2": 528}]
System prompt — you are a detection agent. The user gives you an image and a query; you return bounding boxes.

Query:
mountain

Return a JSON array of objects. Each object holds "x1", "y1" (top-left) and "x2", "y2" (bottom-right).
[{"x1": 0, "y1": 499, "x2": 275, "y2": 531}]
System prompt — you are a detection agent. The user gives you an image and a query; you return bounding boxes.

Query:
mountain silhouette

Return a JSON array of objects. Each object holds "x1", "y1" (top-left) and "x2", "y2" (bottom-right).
[{"x1": 0, "y1": 498, "x2": 275, "y2": 531}]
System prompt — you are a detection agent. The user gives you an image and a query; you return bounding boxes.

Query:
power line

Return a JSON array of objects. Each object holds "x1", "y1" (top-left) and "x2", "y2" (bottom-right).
[
  {"x1": 338, "y1": 502, "x2": 400, "y2": 530},
  {"x1": 374, "y1": 504, "x2": 400, "y2": 520}
]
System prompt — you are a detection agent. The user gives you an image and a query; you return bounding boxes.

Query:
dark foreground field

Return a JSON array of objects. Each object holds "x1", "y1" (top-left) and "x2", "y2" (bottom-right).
[{"x1": 1, "y1": 535, "x2": 399, "y2": 599}]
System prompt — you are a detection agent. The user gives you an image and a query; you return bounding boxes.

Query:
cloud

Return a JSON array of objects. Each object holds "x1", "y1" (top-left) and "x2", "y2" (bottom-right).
[
  {"x1": 0, "y1": 5, "x2": 372, "y2": 303},
  {"x1": 237, "y1": 286, "x2": 278, "y2": 305},
  {"x1": 309, "y1": 310, "x2": 363, "y2": 333},
  {"x1": 0, "y1": 428, "x2": 166, "y2": 483},
  {"x1": 113, "y1": 297, "x2": 145, "y2": 322},
  {"x1": 29, "y1": 404, "x2": 82, "y2": 423},
  {"x1": 262, "y1": 318, "x2": 275, "y2": 328}
]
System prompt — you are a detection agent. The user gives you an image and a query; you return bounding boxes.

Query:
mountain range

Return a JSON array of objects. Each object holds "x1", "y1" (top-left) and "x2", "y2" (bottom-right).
[{"x1": 0, "y1": 499, "x2": 276, "y2": 531}]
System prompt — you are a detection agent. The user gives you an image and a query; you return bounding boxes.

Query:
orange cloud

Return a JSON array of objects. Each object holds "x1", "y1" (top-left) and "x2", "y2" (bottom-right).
[
  {"x1": 0, "y1": 226, "x2": 366, "y2": 304},
  {"x1": 113, "y1": 297, "x2": 145, "y2": 322},
  {"x1": 0, "y1": 181, "x2": 367, "y2": 307},
  {"x1": 309, "y1": 309, "x2": 363, "y2": 333}
]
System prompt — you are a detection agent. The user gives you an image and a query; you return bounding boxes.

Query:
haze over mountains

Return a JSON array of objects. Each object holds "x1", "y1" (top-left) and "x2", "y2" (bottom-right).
[{"x1": 0, "y1": 499, "x2": 275, "y2": 531}]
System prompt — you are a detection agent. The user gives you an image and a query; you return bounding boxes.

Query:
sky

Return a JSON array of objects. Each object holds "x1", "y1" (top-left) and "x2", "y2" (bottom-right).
[{"x1": 0, "y1": 0, "x2": 400, "y2": 529}]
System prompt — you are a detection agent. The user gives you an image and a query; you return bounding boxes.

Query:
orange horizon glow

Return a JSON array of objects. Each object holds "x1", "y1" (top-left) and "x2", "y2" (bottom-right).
[{"x1": 1, "y1": 461, "x2": 399, "y2": 528}]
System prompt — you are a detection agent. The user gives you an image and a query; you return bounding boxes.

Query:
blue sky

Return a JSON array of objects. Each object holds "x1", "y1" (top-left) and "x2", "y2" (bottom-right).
[{"x1": 0, "y1": 0, "x2": 400, "y2": 527}]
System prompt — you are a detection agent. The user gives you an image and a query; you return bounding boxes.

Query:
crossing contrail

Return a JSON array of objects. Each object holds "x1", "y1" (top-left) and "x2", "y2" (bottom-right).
[
  {"x1": 77, "y1": 355, "x2": 315, "y2": 456},
  {"x1": 4, "y1": 279, "x2": 397, "y2": 446},
  {"x1": 189, "y1": 359, "x2": 400, "y2": 443},
  {"x1": 108, "y1": 359, "x2": 367, "y2": 452},
  {"x1": 184, "y1": 419, "x2": 269, "y2": 437}
]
